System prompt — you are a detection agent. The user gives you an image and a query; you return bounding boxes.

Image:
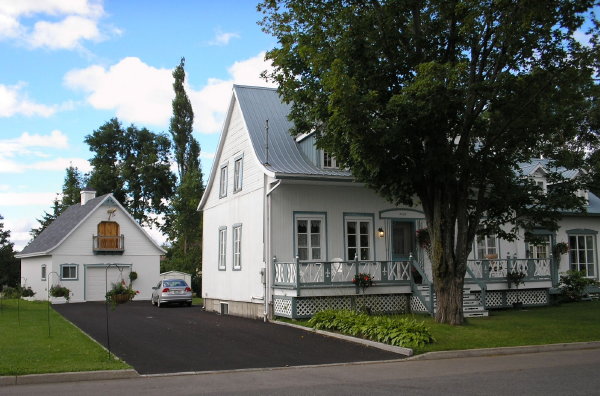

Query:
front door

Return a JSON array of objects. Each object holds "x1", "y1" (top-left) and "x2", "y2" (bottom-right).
[{"x1": 392, "y1": 221, "x2": 415, "y2": 260}]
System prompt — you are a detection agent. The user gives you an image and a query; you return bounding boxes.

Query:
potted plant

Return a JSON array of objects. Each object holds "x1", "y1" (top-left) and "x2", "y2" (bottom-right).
[
  {"x1": 416, "y1": 228, "x2": 432, "y2": 259},
  {"x1": 553, "y1": 242, "x2": 569, "y2": 256},
  {"x1": 21, "y1": 287, "x2": 35, "y2": 298},
  {"x1": 507, "y1": 270, "x2": 526, "y2": 309},
  {"x1": 49, "y1": 285, "x2": 71, "y2": 302},
  {"x1": 352, "y1": 273, "x2": 374, "y2": 293},
  {"x1": 105, "y1": 280, "x2": 138, "y2": 309}
]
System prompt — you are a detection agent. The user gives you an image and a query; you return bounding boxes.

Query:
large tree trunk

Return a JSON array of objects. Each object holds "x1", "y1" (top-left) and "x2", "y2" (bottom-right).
[{"x1": 433, "y1": 266, "x2": 465, "y2": 325}]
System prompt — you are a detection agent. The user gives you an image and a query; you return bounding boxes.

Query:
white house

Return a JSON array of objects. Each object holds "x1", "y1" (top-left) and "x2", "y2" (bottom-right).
[
  {"x1": 199, "y1": 85, "x2": 600, "y2": 320},
  {"x1": 17, "y1": 189, "x2": 164, "y2": 303}
]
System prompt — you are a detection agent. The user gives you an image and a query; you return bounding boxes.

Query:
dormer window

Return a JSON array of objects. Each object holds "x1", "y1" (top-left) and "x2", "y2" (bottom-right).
[
  {"x1": 534, "y1": 178, "x2": 547, "y2": 194},
  {"x1": 322, "y1": 151, "x2": 339, "y2": 169}
]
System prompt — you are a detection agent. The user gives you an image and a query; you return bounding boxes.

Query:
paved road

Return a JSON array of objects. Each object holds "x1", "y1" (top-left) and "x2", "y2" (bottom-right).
[
  {"x1": 53, "y1": 302, "x2": 401, "y2": 374},
  {"x1": 4, "y1": 348, "x2": 600, "y2": 395}
]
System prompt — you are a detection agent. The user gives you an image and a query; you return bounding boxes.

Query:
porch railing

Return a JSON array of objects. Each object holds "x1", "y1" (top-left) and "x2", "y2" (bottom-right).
[
  {"x1": 273, "y1": 257, "x2": 413, "y2": 288},
  {"x1": 466, "y1": 256, "x2": 553, "y2": 283}
]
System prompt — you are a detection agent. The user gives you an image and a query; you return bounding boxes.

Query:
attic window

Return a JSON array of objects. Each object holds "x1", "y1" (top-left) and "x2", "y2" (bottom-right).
[
  {"x1": 219, "y1": 164, "x2": 228, "y2": 198},
  {"x1": 534, "y1": 179, "x2": 547, "y2": 194},
  {"x1": 322, "y1": 151, "x2": 339, "y2": 169}
]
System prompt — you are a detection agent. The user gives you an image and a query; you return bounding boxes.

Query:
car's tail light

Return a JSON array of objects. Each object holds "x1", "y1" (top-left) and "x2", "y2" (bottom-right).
[
  {"x1": 185, "y1": 287, "x2": 191, "y2": 292},
  {"x1": 162, "y1": 288, "x2": 170, "y2": 293}
]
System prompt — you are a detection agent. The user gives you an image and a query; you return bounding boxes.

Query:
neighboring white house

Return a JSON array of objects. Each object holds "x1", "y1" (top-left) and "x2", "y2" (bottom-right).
[
  {"x1": 160, "y1": 270, "x2": 192, "y2": 286},
  {"x1": 199, "y1": 85, "x2": 600, "y2": 320},
  {"x1": 17, "y1": 189, "x2": 164, "y2": 303}
]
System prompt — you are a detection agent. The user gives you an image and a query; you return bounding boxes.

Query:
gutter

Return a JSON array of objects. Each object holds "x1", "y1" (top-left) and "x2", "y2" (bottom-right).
[{"x1": 263, "y1": 178, "x2": 282, "y2": 322}]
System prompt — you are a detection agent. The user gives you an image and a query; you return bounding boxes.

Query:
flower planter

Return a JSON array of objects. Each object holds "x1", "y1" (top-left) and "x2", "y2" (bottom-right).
[{"x1": 112, "y1": 294, "x2": 130, "y2": 304}]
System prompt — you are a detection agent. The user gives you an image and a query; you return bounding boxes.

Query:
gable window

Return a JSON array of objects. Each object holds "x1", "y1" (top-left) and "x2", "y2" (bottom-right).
[
  {"x1": 346, "y1": 217, "x2": 372, "y2": 260},
  {"x1": 233, "y1": 224, "x2": 242, "y2": 270},
  {"x1": 219, "y1": 164, "x2": 228, "y2": 198},
  {"x1": 476, "y1": 233, "x2": 498, "y2": 259},
  {"x1": 295, "y1": 214, "x2": 326, "y2": 261},
  {"x1": 233, "y1": 156, "x2": 243, "y2": 193},
  {"x1": 41, "y1": 264, "x2": 46, "y2": 281},
  {"x1": 322, "y1": 151, "x2": 339, "y2": 169},
  {"x1": 534, "y1": 179, "x2": 547, "y2": 194},
  {"x1": 218, "y1": 227, "x2": 227, "y2": 271},
  {"x1": 60, "y1": 264, "x2": 78, "y2": 280},
  {"x1": 569, "y1": 233, "x2": 596, "y2": 277}
]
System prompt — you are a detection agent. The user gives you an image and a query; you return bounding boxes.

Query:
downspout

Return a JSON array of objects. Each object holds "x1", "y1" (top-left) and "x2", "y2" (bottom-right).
[{"x1": 263, "y1": 176, "x2": 282, "y2": 322}]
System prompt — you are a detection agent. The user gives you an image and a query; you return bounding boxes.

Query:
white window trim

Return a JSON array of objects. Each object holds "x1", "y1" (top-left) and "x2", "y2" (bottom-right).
[
  {"x1": 60, "y1": 264, "x2": 78, "y2": 281},
  {"x1": 476, "y1": 233, "x2": 499, "y2": 259},
  {"x1": 218, "y1": 227, "x2": 227, "y2": 271},
  {"x1": 233, "y1": 155, "x2": 243, "y2": 193},
  {"x1": 568, "y1": 233, "x2": 596, "y2": 278},
  {"x1": 294, "y1": 213, "x2": 326, "y2": 262},
  {"x1": 321, "y1": 151, "x2": 339, "y2": 169},
  {"x1": 219, "y1": 164, "x2": 228, "y2": 198},
  {"x1": 41, "y1": 264, "x2": 47, "y2": 281},
  {"x1": 345, "y1": 216, "x2": 373, "y2": 261},
  {"x1": 232, "y1": 224, "x2": 242, "y2": 270}
]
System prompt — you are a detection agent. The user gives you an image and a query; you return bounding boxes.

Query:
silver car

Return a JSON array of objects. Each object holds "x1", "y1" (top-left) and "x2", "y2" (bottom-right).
[{"x1": 151, "y1": 279, "x2": 192, "y2": 307}]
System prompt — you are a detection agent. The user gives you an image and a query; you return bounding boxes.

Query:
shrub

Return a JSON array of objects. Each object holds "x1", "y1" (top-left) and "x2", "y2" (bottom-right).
[
  {"x1": 21, "y1": 287, "x2": 35, "y2": 297},
  {"x1": 1, "y1": 286, "x2": 21, "y2": 299},
  {"x1": 308, "y1": 309, "x2": 434, "y2": 348},
  {"x1": 559, "y1": 270, "x2": 599, "y2": 301}
]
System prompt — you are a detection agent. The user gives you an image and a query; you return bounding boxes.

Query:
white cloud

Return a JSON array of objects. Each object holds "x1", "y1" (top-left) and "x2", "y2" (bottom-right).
[
  {"x1": 64, "y1": 57, "x2": 174, "y2": 126},
  {"x1": 0, "y1": 192, "x2": 57, "y2": 207},
  {"x1": 28, "y1": 15, "x2": 101, "y2": 50},
  {"x1": 0, "y1": 130, "x2": 82, "y2": 173},
  {"x1": 64, "y1": 52, "x2": 275, "y2": 134},
  {"x1": 0, "y1": 0, "x2": 111, "y2": 51},
  {"x1": 208, "y1": 29, "x2": 240, "y2": 46},
  {"x1": 0, "y1": 83, "x2": 58, "y2": 117},
  {"x1": 2, "y1": 216, "x2": 40, "y2": 251}
]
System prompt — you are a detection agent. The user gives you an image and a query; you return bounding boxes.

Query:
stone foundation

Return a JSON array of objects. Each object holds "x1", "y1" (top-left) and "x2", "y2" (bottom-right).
[{"x1": 203, "y1": 298, "x2": 266, "y2": 320}]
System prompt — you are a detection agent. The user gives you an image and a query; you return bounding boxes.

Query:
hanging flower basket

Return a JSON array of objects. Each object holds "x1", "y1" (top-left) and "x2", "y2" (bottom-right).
[
  {"x1": 49, "y1": 285, "x2": 71, "y2": 301},
  {"x1": 106, "y1": 280, "x2": 138, "y2": 309},
  {"x1": 352, "y1": 273, "x2": 374, "y2": 292}
]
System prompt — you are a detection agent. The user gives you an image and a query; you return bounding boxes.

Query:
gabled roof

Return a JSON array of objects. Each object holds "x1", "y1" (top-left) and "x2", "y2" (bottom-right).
[
  {"x1": 234, "y1": 85, "x2": 351, "y2": 178},
  {"x1": 17, "y1": 193, "x2": 165, "y2": 258},
  {"x1": 518, "y1": 158, "x2": 579, "y2": 179}
]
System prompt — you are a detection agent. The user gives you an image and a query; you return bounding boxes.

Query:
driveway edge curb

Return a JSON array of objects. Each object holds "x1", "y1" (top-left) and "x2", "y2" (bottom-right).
[
  {"x1": 407, "y1": 341, "x2": 600, "y2": 361},
  {"x1": 0, "y1": 369, "x2": 139, "y2": 386},
  {"x1": 273, "y1": 320, "x2": 414, "y2": 356}
]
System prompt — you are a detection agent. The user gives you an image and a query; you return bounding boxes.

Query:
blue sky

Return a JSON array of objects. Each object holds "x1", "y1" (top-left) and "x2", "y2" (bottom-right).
[{"x1": 0, "y1": 0, "x2": 276, "y2": 250}]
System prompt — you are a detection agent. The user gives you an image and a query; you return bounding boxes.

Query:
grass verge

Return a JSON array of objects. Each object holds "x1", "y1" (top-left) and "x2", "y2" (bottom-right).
[
  {"x1": 0, "y1": 299, "x2": 130, "y2": 376},
  {"x1": 278, "y1": 301, "x2": 600, "y2": 354}
]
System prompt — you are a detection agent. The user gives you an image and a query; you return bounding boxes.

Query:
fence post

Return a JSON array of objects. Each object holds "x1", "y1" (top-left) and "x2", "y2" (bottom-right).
[{"x1": 295, "y1": 255, "x2": 300, "y2": 292}]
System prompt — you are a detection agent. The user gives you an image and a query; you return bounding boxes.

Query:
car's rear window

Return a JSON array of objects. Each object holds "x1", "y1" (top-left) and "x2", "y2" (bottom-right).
[{"x1": 164, "y1": 280, "x2": 187, "y2": 287}]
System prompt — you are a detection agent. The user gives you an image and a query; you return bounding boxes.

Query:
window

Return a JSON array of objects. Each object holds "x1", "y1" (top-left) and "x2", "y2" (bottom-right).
[
  {"x1": 60, "y1": 264, "x2": 78, "y2": 280},
  {"x1": 41, "y1": 265, "x2": 46, "y2": 280},
  {"x1": 534, "y1": 179, "x2": 547, "y2": 194},
  {"x1": 233, "y1": 156, "x2": 243, "y2": 193},
  {"x1": 529, "y1": 234, "x2": 551, "y2": 259},
  {"x1": 476, "y1": 234, "x2": 498, "y2": 259},
  {"x1": 218, "y1": 227, "x2": 227, "y2": 270},
  {"x1": 219, "y1": 164, "x2": 228, "y2": 198},
  {"x1": 295, "y1": 214, "x2": 325, "y2": 261},
  {"x1": 569, "y1": 234, "x2": 596, "y2": 277},
  {"x1": 233, "y1": 225, "x2": 242, "y2": 270},
  {"x1": 346, "y1": 217, "x2": 372, "y2": 260},
  {"x1": 322, "y1": 151, "x2": 339, "y2": 169}
]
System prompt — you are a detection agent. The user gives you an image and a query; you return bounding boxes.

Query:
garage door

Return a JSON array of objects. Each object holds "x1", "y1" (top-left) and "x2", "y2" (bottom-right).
[{"x1": 86, "y1": 266, "x2": 131, "y2": 301}]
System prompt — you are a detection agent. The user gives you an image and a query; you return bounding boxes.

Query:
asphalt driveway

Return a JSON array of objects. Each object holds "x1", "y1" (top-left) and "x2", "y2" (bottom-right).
[{"x1": 53, "y1": 302, "x2": 402, "y2": 375}]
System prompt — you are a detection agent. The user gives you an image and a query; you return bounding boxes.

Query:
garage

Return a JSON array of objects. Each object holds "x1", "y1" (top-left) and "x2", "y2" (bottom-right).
[{"x1": 85, "y1": 265, "x2": 131, "y2": 301}]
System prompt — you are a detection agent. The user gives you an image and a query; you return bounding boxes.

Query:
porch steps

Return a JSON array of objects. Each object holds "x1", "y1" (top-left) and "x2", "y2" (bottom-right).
[{"x1": 416, "y1": 285, "x2": 489, "y2": 318}]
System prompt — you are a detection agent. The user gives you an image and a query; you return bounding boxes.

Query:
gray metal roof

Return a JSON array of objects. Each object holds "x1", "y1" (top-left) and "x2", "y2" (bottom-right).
[
  {"x1": 18, "y1": 194, "x2": 111, "y2": 256},
  {"x1": 233, "y1": 85, "x2": 351, "y2": 178}
]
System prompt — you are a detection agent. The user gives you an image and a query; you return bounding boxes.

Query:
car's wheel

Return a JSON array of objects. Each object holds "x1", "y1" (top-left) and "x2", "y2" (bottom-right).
[
  {"x1": 157, "y1": 298, "x2": 163, "y2": 308},
  {"x1": 151, "y1": 297, "x2": 156, "y2": 306}
]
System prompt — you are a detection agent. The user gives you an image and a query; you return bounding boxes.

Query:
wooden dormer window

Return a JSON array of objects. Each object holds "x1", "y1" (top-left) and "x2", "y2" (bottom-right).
[{"x1": 94, "y1": 221, "x2": 124, "y2": 253}]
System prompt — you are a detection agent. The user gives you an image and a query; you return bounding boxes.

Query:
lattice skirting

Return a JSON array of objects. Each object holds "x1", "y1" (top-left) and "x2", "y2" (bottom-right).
[
  {"x1": 410, "y1": 296, "x2": 429, "y2": 313},
  {"x1": 273, "y1": 294, "x2": 409, "y2": 318},
  {"x1": 474, "y1": 289, "x2": 548, "y2": 308}
]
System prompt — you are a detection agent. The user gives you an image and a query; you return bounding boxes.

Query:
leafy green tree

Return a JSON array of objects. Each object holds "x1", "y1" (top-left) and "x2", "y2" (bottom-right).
[
  {"x1": 61, "y1": 165, "x2": 85, "y2": 208},
  {"x1": 30, "y1": 196, "x2": 62, "y2": 239},
  {"x1": 259, "y1": 0, "x2": 599, "y2": 324},
  {"x1": 85, "y1": 118, "x2": 176, "y2": 229},
  {"x1": 164, "y1": 58, "x2": 204, "y2": 284},
  {"x1": 0, "y1": 215, "x2": 19, "y2": 290}
]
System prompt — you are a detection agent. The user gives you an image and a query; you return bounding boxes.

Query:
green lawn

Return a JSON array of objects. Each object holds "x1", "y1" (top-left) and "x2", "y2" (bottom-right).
[
  {"x1": 415, "y1": 300, "x2": 600, "y2": 354},
  {"x1": 0, "y1": 299, "x2": 130, "y2": 376},
  {"x1": 279, "y1": 301, "x2": 600, "y2": 354}
]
